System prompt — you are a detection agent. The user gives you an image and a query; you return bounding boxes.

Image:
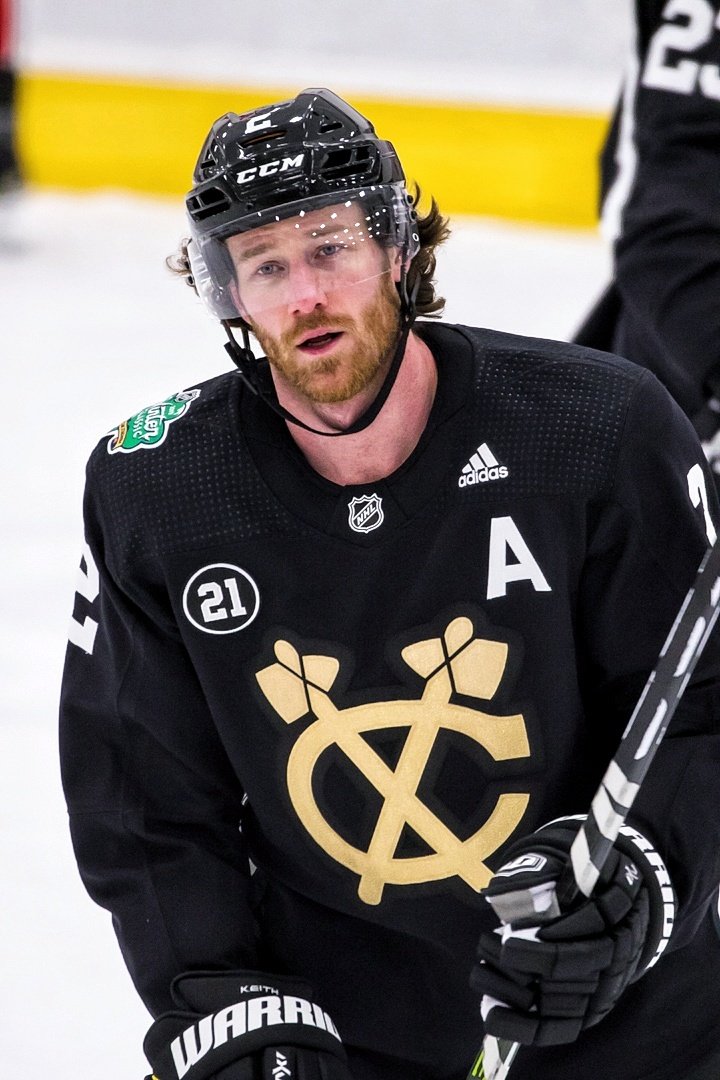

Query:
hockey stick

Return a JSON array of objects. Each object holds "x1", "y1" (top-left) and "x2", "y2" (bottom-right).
[{"x1": 467, "y1": 536, "x2": 720, "y2": 1080}]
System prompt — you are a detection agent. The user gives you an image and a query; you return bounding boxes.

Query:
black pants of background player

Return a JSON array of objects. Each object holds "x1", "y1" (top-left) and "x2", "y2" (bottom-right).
[{"x1": 0, "y1": 65, "x2": 20, "y2": 189}]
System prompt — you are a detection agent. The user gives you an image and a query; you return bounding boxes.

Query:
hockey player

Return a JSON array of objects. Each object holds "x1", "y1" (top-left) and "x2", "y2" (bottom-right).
[
  {"x1": 575, "y1": 0, "x2": 720, "y2": 481},
  {"x1": 60, "y1": 89, "x2": 720, "y2": 1080}
]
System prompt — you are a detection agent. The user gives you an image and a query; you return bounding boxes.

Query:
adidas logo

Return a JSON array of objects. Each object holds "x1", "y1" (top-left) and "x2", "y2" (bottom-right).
[{"x1": 458, "y1": 443, "x2": 509, "y2": 487}]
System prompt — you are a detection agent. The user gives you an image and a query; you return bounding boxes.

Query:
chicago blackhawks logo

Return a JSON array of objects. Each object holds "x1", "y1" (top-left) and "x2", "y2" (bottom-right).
[
  {"x1": 107, "y1": 389, "x2": 200, "y2": 454},
  {"x1": 256, "y1": 617, "x2": 531, "y2": 904}
]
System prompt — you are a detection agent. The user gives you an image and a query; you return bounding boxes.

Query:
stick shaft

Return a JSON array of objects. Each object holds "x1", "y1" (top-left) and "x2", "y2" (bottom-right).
[
  {"x1": 469, "y1": 538, "x2": 720, "y2": 1080},
  {"x1": 567, "y1": 537, "x2": 720, "y2": 901}
]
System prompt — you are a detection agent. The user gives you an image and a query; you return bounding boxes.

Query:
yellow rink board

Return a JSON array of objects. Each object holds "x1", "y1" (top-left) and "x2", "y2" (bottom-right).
[{"x1": 17, "y1": 73, "x2": 608, "y2": 227}]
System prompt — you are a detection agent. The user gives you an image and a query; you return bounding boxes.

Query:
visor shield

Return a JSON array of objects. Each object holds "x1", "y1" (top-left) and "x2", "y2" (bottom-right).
[{"x1": 187, "y1": 185, "x2": 419, "y2": 323}]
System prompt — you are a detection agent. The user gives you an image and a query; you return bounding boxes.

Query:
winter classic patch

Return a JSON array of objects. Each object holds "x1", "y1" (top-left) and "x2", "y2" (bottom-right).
[{"x1": 107, "y1": 389, "x2": 200, "y2": 454}]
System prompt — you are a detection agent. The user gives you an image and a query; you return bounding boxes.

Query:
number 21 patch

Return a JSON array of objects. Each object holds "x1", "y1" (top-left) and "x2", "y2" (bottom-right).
[{"x1": 182, "y1": 563, "x2": 260, "y2": 634}]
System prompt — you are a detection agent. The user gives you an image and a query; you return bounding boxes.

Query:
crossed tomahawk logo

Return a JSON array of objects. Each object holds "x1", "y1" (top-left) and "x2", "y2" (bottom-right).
[{"x1": 256, "y1": 617, "x2": 531, "y2": 905}]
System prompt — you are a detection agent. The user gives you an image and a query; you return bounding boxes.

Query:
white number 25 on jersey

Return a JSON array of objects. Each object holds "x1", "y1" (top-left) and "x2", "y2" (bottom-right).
[{"x1": 643, "y1": 0, "x2": 720, "y2": 98}]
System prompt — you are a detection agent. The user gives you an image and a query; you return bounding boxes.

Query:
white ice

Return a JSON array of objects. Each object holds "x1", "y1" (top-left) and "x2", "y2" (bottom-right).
[{"x1": 0, "y1": 189, "x2": 611, "y2": 1078}]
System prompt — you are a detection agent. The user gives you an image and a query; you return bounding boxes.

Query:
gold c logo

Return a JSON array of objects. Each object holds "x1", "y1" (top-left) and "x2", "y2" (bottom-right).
[{"x1": 256, "y1": 617, "x2": 531, "y2": 904}]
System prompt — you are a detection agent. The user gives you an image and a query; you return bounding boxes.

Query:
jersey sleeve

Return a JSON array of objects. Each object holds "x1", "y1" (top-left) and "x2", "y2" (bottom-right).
[
  {"x1": 595, "y1": 0, "x2": 720, "y2": 423},
  {"x1": 59, "y1": 461, "x2": 259, "y2": 1017},
  {"x1": 578, "y1": 368, "x2": 720, "y2": 949}
]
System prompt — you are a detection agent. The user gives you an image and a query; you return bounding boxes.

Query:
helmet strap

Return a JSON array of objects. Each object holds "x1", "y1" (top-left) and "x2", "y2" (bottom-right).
[{"x1": 222, "y1": 268, "x2": 420, "y2": 438}]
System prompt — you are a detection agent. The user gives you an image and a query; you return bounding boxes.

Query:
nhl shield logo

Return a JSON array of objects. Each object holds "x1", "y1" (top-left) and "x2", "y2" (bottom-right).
[{"x1": 348, "y1": 493, "x2": 384, "y2": 534}]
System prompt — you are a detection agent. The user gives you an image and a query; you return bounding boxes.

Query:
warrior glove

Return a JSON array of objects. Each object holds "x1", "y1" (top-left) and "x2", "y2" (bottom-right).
[
  {"x1": 144, "y1": 970, "x2": 353, "y2": 1080},
  {"x1": 470, "y1": 816, "x2": 675, "y2": 1047}
]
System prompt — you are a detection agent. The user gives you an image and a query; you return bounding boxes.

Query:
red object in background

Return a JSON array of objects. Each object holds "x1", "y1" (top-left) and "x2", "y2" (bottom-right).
[{"x1": 0, "y1": 0, "x2": 15, "y2": 66}]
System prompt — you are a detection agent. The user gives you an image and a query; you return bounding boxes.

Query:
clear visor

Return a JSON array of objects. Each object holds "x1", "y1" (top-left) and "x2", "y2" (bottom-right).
[{"x1": 187, "y1": 186, "x2": 419, "y2": 323}]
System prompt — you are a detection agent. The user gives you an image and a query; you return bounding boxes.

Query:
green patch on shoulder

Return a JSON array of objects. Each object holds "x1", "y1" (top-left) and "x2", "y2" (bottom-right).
[{"x1": 107, "y1": 389, "x2": 201, "y2": 454}]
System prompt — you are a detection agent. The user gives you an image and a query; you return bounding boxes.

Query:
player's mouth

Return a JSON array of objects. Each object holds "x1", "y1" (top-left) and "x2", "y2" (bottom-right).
[{"x1": 296, "y1": 330, "x2": 344, "y2": 356}]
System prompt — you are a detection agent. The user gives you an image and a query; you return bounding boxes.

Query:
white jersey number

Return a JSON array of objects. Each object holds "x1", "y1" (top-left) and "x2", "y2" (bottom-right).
[
  {"x1": 643, "y1": 0, "x2": 720, "y2": 99},
  {"x1": 198, "y1": 578, "x2": 248, "y2": 623},
  {"x1": 68, "y1": 541, "x2": 100, "y2": 654},
  {"x1": 688, "y1": 462, "x2": 718, "y2": 543}
]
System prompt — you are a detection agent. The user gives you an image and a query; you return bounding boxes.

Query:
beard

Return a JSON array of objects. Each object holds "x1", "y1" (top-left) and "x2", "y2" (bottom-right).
[{"x1": 248, "y1": 272, "x2": 402, "y2": 404}]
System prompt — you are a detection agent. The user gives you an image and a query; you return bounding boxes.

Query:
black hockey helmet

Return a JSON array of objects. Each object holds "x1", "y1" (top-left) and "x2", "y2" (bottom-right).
[{"x1": 185, "y1": 87, "x2": 420, "y2": 321}]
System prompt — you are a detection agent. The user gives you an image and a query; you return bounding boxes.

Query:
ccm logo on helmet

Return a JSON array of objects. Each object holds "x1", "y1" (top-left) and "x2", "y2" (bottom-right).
[{"x1": 236, "y1": 154, "x2": 304, "y2": 185}]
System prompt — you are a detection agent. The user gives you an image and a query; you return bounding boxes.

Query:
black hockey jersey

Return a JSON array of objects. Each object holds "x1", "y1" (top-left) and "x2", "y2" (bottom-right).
[
  {"x1": 575, "y1": 0, "x2": 720, "y2": 435},
  {"x1": 60, "y1": 323, "x2": 720, "y2": 1080}
]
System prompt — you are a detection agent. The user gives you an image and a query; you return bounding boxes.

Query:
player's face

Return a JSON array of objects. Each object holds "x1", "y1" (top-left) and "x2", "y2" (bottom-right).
[{"x1": 225, "y1": 204, "x2": 402, "y2": 404}]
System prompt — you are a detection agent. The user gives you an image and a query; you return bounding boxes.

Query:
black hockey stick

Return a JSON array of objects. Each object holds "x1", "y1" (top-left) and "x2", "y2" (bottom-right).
[{"x1": 467, "y1": 536, "x2": 720, "y2": 1080}]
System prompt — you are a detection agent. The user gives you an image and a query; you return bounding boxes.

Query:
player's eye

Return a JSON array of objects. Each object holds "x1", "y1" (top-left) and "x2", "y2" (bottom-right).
[
  {"x1": 255, "y1": 261, "x2": 284, "y2": 278},
  {"x1": 315, "y1": 242, "x2": 347, "y2": 260}
]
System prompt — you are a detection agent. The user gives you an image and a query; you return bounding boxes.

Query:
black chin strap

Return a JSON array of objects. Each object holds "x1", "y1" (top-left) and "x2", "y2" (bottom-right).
[{"x1": 222, "y1": 272, "x2": 420, "y2": 438}]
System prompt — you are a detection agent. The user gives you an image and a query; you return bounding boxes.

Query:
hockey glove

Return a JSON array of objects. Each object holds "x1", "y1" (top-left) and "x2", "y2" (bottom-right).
[
  {"x1": 144, "y1": 970, "x2": 353, "y2": 1080},
  {"x1": 470, "y1": 816, "x2": 675, "y2": 1047}
]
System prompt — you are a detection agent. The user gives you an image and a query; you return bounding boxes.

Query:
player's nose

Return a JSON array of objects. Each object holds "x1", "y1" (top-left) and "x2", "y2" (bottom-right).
[{"x1": 287, "y1": 263, "x2": 328, "y2": 315}]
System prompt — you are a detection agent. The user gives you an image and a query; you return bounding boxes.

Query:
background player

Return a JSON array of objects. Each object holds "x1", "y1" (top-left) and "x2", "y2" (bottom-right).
[
  {"x1": 575, "y1": 0, "x2": 720, "y2": 480},
  {"x1": 0, "y1": 0, "x2": 20, "y2": 192},
  {"x1": 60, "y1": 88, "x2": 720, "y2": 1079}
]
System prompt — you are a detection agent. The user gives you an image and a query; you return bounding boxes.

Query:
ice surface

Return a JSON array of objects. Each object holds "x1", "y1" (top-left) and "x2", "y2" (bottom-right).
[{"x1": 0, "y1": 189, "x2": 611, "y2": 1078}]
